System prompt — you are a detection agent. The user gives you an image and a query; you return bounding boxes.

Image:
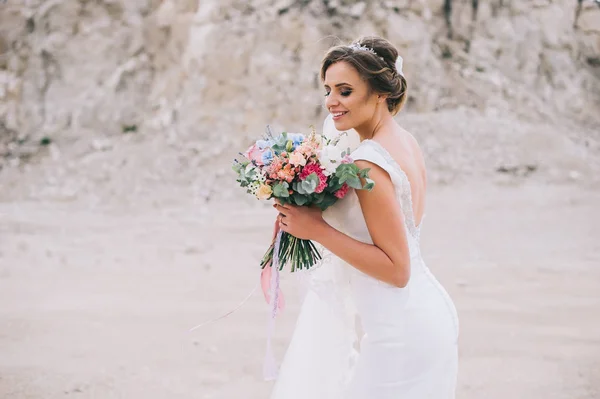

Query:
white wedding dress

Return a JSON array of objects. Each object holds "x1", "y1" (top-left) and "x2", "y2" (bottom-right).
[{"x1": 269, "y1": 117, "x2": 459, "y2": 399}]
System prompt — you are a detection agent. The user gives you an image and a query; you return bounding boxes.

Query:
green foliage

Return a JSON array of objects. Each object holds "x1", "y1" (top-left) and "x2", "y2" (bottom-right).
[
  {"x1": 291, "y1": 192, "x2": 308, "y2": 206},
  {"x1": 325, "y1": 175, "x2": 344, "y2": 192},
  {"x1": 293, "y1": 172, "x2": 318, "y2": 195},
  {"x1": 273, "y1": 181, "x2": 290, "y2": 197},
  {"x1": 335, "y1": 163, "x2": 361, "y2": 189},
  {"x1": 270, "y1": 131, "x2": 289, "y2": 154},
  {"x1": 234, "y1": 162, "x2": 257, "y2": 188},
  {"x1": 122, "y1": 124, "x2": 138, "y2": 133},
  {"x1": 316, "y1": 194, "x2": 338, "y2": 210}
]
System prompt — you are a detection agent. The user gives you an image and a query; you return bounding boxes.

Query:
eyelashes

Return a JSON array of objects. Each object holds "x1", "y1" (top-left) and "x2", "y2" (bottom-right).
[{"x1": 324, "y1": 90, "x2": 352, "y2": 97}]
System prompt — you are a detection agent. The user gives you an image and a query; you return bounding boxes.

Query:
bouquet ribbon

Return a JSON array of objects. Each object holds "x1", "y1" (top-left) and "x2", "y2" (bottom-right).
[
  {"x1": 190, "y1": 221, "x2": 286, "y2": 382},
  {"x1": 263, "y1": 229, "x2": 281, "y2": 380}
]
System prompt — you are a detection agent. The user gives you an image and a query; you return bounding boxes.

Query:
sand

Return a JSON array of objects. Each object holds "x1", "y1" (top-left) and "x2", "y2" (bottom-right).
[{"x1": 1, "y1": 181, "x2": 599, "y2": 398}]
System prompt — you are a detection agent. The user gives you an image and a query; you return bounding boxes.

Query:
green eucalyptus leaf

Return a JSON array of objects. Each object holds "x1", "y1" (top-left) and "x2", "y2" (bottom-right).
[
  {"x1": 292, "y1": 193, "x2": 308, "y2": 206},
  {"x1": 358, "y1": 168, "x2": 371, "y2": 178},
  {"x1": 346, "y1": 175, "x2": 362, "y2": 189},
  {"x1": 291, "y1": 181, "x2": 304, "y2": 195},
  {"x1": 299, "y1": 173, "x2": 318, "y2": 194},
  {"x1": 319, "y1": 195, "x2": 338, "y2": 210},
  {"x1": 363, "y1": 178, "x2": 375, "y2": 191},
  {"x1": 327, "y1": 180, "x2": 343, "y2": 192},
  {"x1": 273, "y1": 181, "x2": 290, "y2": 197}
]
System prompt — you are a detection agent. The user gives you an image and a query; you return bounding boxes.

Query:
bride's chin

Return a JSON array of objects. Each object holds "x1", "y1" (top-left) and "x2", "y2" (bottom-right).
[{"x1": 333, "y1": 119, "x2": 351, "y2": 131}]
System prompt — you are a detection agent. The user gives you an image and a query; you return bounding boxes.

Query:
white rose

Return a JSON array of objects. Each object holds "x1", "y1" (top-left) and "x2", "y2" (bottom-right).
[{"x1": 319, "y1": 145, "x2": 343, "y2": 176}]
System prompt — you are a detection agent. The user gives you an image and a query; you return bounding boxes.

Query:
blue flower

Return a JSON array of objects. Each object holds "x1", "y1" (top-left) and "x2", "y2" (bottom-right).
[
  {"x1": 261, "y1": 149, "x2": 273, "y2": 165},
  {"x1": 290, "y1": 133, "x2": 304, "y2": 144},
  {"x1": 256, "y1": 139, "x2": 273, "y2": 150},
  {"x1": 288, "y1": 133, "x2": 305, "y2": 150}
]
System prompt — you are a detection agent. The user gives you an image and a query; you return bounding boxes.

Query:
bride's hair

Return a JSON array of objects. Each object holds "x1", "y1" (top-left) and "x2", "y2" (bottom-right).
[{"x1": 320, "y1": 36, "x2": 407, "y2": 115}]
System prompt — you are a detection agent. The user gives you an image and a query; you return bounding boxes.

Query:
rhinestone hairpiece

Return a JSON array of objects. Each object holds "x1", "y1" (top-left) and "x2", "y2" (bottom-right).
[
  {"x1": 348, "y1": 42, "x2": 385, "y2": 61},
  {"x1": 348, "y1": 43, "x2": 377, "y2": 55}
]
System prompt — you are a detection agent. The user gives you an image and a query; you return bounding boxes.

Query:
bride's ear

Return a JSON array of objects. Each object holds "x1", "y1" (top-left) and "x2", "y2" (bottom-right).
[{"x1": 377, "y1": 94, "x2": 388, "y2": 103}]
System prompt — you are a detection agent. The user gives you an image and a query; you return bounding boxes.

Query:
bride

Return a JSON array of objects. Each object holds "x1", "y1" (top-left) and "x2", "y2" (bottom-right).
[{"x1": 269, "y1": 36, "x2": 459, "y2": 399}]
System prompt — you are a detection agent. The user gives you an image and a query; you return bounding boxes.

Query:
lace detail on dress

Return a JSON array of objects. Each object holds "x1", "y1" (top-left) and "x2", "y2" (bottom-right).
[
  {"x1": 301, "y1": 246, "x2": 349, "y2": 308},
  {"x1": 355, "y1": 139, "x2": 421, "y2": 241},
  {"x1": 294, "y1": 244, "x2": 348, "y2": 316}
]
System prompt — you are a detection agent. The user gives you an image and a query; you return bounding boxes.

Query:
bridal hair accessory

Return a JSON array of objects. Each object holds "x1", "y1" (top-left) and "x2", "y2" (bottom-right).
[
  {"x1": 348, "y1": 42, "x2": 385, "y2": 62},
  {"x1": 395, "y1": 55, "x2": 404, "y2": 77},
  {"x1": 348, "y1": 42, "x2": 378, "y2": 56}
]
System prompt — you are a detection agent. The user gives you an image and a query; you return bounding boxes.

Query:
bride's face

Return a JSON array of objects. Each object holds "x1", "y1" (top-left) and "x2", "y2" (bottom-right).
[{"x1": 323, "y1": 61, "x2": 380, "y2": 132}]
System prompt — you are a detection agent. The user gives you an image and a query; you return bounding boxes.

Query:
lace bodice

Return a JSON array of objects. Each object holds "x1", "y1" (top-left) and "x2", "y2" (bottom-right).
[
  {"x1": 304, "y1": 137, "x2": 428, "y2": 320},
  {"x1": 322, "y1": 139, "x2": 423, "y2": 266}
]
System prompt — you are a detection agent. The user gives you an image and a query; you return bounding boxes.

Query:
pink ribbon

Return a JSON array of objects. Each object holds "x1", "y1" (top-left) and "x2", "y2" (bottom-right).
[
  {"x1": 190, "y1": 219, "x2": 285, "y2": 381},
  {"x1": 262, "y1": 227, "x2": 286, "y2": 381},
  {"x1": 260, "y1": 265, "x2": 286, "y2": 312},
  {"x1": 261, "y1": 220, "x2": 286, "y2": 312}
]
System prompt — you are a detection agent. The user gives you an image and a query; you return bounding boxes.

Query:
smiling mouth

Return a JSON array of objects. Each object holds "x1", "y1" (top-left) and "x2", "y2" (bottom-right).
[{"x1": 332, "y1": 111, "x2": 348, "y2": 119}]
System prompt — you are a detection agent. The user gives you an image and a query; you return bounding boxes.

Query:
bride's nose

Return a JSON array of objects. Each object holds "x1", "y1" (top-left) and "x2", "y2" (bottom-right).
[{"x1": 325, "y1": 92, "x2": 339, "y2": 110}]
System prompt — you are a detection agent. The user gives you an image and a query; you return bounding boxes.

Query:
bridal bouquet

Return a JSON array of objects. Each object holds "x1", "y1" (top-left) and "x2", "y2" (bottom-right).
[{"x1": 233, "y1": 126, "x2": 374, "y2": 272}]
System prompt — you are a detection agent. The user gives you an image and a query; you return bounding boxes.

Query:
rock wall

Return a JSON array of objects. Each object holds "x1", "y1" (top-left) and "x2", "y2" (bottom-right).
[{"x1": 0, "y1": 0, "x2": 599, "y2": 169}]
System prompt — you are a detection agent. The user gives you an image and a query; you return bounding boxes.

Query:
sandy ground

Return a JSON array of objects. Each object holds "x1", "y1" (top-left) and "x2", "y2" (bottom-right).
[{"x1": 1, "y1": 182, "x2": 599, "y2": 399}]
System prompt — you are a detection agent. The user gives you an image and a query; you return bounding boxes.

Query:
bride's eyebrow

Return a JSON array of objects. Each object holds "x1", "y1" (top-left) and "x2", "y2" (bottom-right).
[{"x1": 324, "y1": 82, "x2": 353, "y2": 88}]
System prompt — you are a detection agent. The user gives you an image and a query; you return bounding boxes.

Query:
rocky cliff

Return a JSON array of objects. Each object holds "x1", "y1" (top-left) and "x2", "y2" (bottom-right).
[{"x1": 1, "y1": 0, "x2": 599, "y2": 201}]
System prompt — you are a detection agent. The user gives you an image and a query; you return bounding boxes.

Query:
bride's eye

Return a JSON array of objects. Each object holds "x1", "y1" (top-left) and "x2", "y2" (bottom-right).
[
  {"x1": 324, "y1": 91, "x2": 331, "y2": 97},
  {"x1": 341, "y1": 90, "x2": 352, "y2": 97}
]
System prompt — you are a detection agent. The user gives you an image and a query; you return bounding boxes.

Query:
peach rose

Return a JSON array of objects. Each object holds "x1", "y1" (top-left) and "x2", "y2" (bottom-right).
[
  {"x1": 289, "y1": 151, "x2": 307, "y2": 167},
  {"x1": 256, "y1": 184, "x2": 273, "y2": 200}
]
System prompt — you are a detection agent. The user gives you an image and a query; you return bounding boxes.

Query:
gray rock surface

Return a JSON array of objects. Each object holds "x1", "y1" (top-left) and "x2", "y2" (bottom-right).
[{"x1": 0, "y1": 0, "x2": 599, "y2": 195}]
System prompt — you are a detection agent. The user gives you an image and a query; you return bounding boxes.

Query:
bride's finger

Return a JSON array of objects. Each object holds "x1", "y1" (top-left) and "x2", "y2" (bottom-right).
[
  {"x1": 276, "y1": 201, "x2": 291, "y2": 209},
  {"x1": 275, "y1": 204, "x2": 290, "y2": 216}
]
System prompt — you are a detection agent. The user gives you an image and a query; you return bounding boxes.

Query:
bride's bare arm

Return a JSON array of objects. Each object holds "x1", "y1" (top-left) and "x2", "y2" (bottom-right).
[{"x1": 312, "y1": 160, "x2": 411, "y2": 287}]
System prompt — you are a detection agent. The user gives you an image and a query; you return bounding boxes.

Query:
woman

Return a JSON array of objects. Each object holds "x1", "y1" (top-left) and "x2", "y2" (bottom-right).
[{"x1": 270, "y1": 36, "x2": 459, "y2": 399}]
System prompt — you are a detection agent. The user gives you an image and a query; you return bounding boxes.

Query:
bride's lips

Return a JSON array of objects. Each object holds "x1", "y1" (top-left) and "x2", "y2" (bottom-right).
[{"x1": 331, "y1": 111, "x2": 348, "y2": 121}]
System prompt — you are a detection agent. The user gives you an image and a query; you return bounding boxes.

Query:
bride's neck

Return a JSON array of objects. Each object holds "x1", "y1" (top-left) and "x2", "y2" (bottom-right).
[{"x1": 356, "y1": 109, "x2": 395, "y2": 141}]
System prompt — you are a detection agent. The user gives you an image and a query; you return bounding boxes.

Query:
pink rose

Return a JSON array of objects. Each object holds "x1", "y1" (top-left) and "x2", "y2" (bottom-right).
[{"x1": 244, "y1": 143, "x2": 264, "y2": 165}]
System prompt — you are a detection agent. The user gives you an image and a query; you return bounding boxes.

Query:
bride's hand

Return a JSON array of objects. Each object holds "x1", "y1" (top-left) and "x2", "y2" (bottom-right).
[{"x1": 273, "y1": 200, "x2": 326, "y2": 241}]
